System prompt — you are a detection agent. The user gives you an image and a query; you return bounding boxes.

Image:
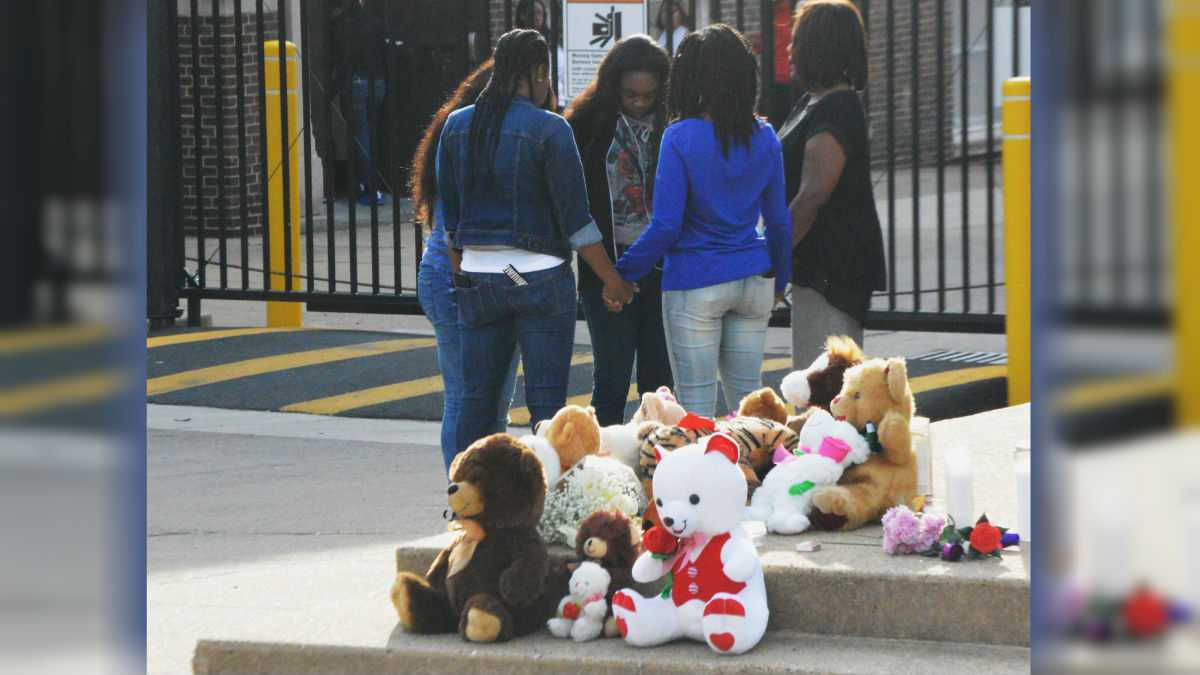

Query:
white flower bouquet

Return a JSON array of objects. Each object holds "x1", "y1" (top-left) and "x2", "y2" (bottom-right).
[{"x1": 537, "y1": 455, "x2": 645, "y2": 547}]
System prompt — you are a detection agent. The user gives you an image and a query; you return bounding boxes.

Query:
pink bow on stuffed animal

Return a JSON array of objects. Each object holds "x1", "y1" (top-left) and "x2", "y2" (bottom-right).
[{"x1": 773, "y1": 436, "x2": 853, "y2": 466}]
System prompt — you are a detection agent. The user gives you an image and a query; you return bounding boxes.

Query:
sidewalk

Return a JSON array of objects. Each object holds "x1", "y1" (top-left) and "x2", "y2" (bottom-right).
[{"x1": 148, "y1": 403, "x2": 1030, "y2": 674}]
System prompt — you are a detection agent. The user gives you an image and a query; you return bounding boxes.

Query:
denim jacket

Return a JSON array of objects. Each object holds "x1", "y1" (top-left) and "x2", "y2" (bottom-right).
[{"x1": 436, "y1": 96, "x2": 602, "y2": 259}]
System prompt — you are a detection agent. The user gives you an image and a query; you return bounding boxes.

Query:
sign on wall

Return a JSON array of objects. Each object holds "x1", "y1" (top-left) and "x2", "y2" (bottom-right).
[{"x1": 563, "y1": 1, "x2": 648, "y2": 104}]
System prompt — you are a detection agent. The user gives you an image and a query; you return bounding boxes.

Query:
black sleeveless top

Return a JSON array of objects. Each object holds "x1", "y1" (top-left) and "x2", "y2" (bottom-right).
[{"x1": 778, "y1": 90, "x2": 886, "y2": 322}]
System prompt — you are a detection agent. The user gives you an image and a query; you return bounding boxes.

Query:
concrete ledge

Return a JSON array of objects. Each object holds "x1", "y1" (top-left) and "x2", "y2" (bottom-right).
[
  {"x1": 194, "y1": 629, "x2": 1029, "y2": 674},
  {"x1": 396, "y1": 527, "x2": 1028, "y2": 647}
]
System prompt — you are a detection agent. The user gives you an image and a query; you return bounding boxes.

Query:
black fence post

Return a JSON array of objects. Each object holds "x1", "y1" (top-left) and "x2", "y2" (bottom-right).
[{"x1": 148, "y1": 0, "x2": 182, "y2": 329}]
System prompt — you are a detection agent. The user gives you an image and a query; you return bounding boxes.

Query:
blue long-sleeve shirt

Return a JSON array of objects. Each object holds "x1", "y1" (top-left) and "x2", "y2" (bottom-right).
[{"x1": 615, "y1": 118, "x2": 792, "y2": 293}]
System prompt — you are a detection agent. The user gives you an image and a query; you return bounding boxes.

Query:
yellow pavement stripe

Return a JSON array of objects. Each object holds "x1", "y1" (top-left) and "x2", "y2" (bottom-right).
[
  {"x1": 287, "y1": 352, "x2": 596, "y2": 416},
  {"x1": 282, "y1": 374, "x2": 445, "y2": 415},
  {"x1": 909, "y1": 365, "x2": 1009, "y2": 394},
  {"x1": 1053, "y1": 373, "x2": 1175, "y2": 413},
  {"x1": 509, "y1": 383, "x2": 638, "y2": 427},
  {"x1": 0, "y1": 371, "x2": 127, "y2": 418},
  {"x1": 0, "y1": 324, "x2": 111, "y2": 355},
  {"x1": 762, "y1": 357, "x2": 793, "y2": 373},
  {"x1": 146, "y1": 338, "x2": 434, "y2": 397},
  {"x1": 147, "y1": 327, "x2": 308, "y2": 348}
]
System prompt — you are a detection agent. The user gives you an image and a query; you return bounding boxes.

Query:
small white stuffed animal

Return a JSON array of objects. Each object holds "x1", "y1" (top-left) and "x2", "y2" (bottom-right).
[
  {"x1": 599, "y1": 422, "x2": 640, "y2": 469},
  {"x1": 547, "y1": 561, "x2": 611, "y2": 642},
  {"x1": 521, "y1": 434, "x2": 562, "y2": 488},
  {"x1": 612, "y1": 433, "x2": 769, "y2": 655},
  {"x1": 744, "y1": 410, "x2": 871, "y2": 534}
]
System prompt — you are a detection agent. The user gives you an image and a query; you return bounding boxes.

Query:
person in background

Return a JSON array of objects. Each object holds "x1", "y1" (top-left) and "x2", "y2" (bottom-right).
[
  {"x1": 333, "y1": 0, "x2": 389, "y2": 206},
  {"x1": 615, "y1": 25, "x2": 791, "y2": 418},
  {"x1": 656, "y1": 1, "x2": 690, "y2": 57},
  {"x1": 779, "y1": 0, "x2": 886, "y2": 368},
  {"x1": 565, "y1": 35, "x2": 673, "y2": 426},
  {"x1": 515, "y1": 0, "x2": 565, "y2": 105},
  {"x1": 438, "y1": 29, "x2": 637, "y2": 457},
  {"x1": 411, "y1": 59, "x2": 523, "y2": 473}
]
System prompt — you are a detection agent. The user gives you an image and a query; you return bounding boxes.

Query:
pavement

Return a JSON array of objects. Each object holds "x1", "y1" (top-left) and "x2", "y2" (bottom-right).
[
  {"x1": 147, "y1": 403, "x2": 1031, "y2": 674},
  {"x1": 146, "y1": 320, "x2": 1009, "y2": 424}
]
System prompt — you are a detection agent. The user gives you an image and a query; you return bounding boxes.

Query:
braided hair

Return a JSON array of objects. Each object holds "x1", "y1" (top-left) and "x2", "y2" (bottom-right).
[
  {"x1": 565, "y1": 35, "x2": 670, "y2": 200},
  {"x1": 667, "y1": 24, "x2": 759, "y2": 157},
  {"x1": 468, "y1": 29, "x2": 549, "y2": 190}
]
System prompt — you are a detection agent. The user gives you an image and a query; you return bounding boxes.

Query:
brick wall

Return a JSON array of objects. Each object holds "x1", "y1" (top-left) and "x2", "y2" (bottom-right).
[{"x1": 177, "y1": 9, "x2": 278, "y2": 235}]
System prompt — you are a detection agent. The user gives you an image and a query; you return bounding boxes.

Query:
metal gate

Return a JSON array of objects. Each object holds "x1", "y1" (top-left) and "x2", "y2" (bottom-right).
[{"x1": 149, "y1": 0, "x2": 1027, "y2": 333}]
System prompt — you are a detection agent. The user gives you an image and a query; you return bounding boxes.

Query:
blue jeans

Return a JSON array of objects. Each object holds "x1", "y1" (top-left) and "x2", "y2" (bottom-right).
[
  {"x1": 661, "y1": 275, "x2": 775, "y2": 417},
  {"x1": 580, "y1": 269, "x2": 672, "y2": 426},
  {"x1": 350, "y1": 75, "x2": 386, "y2": 194},
  {"x1": 418, "y1": 262, "x2": 519, "y2": 472},
  {"x1": 454, "y1": 263, "x2": 577, "y2": 457}
]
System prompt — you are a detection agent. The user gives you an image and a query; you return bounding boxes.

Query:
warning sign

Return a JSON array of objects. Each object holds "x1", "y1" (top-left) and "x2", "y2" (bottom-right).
[{"x1": 563, "y1": 1, "x2": 647, "y2": 104}]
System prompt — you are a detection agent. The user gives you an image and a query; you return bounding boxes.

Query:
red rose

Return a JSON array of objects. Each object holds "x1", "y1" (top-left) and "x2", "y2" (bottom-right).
[
  {"x1": 562, "y1": 601, "x2": 580, "y2": 620},
  {"x1": 969, "y1": 522, "x2": 1003, "y2": 555},
  {"x1": 642, "y1": 526, "x2": 679, "y2": 556},
  {"x1": 1123, "y1": 587, "x2": 1170, "y2": 638}
]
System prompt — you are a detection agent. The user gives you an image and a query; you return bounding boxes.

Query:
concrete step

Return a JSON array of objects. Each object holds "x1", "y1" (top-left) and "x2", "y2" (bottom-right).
[
  {"x1": 194, "y1": 629, "x2": 1030, "y2": 674},
  {"x1": 394, "y1": 525, "x2": 1030, "y2": 648}
]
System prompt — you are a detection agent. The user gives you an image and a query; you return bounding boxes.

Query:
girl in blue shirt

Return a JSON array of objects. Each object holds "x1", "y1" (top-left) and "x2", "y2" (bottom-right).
[{"x1": 615, "y1": 24, "x2": 791, "y2": 417}]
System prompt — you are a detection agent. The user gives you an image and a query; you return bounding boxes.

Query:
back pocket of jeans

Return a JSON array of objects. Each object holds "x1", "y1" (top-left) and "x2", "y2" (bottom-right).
[{"x1": 455, "y1": 285, "x2": 490, "y2": 327}]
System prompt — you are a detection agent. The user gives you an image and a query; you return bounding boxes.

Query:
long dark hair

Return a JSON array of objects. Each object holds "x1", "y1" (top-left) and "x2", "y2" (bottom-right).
[
  {"x1": 668, "y1": 24, "x2": 759, "y2": 157},
  {"x1": 409, "y1": 59, "x2": 495, "y2": 231},
  {"x1": 565, "y1": 35, "x2": 670, "y2": 197},
  {"x1": 468, "y1": 29, "x2": 549, "y2": 189}
]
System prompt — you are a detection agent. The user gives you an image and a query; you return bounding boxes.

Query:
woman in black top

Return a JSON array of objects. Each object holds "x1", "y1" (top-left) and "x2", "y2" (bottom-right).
[
  {"x1": 778, "y1": 0, "x2": 886, "y2": 367},
  {"x1": 565, "y1": 35, "x2": 673, "y2": 425}
]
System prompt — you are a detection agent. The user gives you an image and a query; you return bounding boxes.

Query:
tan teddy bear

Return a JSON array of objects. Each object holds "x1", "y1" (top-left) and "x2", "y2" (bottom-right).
[
  {"x1": 808, "y1": 358, "x2": 918, "y2": 531},
  {"x1": 629, "y1": 386, "x2": 687, "y2": 426},
  {"x1": 541, "y1": 405, "x2": 602, "y2": 475}
]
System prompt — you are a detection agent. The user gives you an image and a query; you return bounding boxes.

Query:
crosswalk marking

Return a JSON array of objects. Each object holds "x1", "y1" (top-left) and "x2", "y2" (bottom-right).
[
  {"x1": 282, "y1": 352, "x2": 596, "y2": 416},
  {"x1": 147, "y1": 338, "x2": 435, "y2": 397},
  {"x1": 147, "y1": 327, "x2": 309, "y2": 349},
  {"x1": 0, "y1": 371, "x2": 127, "y2": 418},
  {"x1": 913, "y1": 349, "x2": 1008, "y2": 365}
]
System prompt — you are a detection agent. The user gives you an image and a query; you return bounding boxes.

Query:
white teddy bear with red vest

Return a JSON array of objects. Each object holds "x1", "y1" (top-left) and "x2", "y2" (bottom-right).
[{"x1": 611, "y1": 433, "x2": 769, "y2": 655}]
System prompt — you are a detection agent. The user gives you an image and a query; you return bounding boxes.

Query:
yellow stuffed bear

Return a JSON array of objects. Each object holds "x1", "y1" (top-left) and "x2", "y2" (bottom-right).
[{"x1": 809, "y1": 358, "x2": 918, "y2": 531}]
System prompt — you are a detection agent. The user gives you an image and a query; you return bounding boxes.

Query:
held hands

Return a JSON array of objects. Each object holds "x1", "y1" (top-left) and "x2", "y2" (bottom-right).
[{"x1": 602, "y1": 278, "x2": 639, "y2": 313}]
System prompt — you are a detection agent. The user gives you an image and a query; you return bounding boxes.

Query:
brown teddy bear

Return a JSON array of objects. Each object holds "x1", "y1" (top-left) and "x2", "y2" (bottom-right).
[
  {"x1": 540, "y1": 405, "x2": 602, "y2": 475},
  {"x1": 808, "y1": 358, "x2": 918, "y2": 531},
  {"x1": 390, "y1": 434, "x2": 569, "y2": 643},
  {"x1": 781, "y1": 335, "x2": 866, "y2": 434},
  {"x1": 574, "y1": 510, "x2": 641, "y2": 637},
  {"x1": 736, "y1": 387, "x2": 789, "y2": 425}
]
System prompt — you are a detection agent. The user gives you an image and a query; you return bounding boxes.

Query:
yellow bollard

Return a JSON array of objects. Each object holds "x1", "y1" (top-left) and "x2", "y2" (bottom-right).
[
  {"x1": 264, "y1": 40, "x2": 303, "y2": 327},
  {"x1": 1170, "y1": 1, "x2": 1200, "y2": 425},
  {"x1": 1002, "y1": 77, "x2": 1030, "y2": 406}
]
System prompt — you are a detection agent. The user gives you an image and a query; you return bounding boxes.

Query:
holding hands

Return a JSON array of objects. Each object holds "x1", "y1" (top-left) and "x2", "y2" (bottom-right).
[{"x1": 603, "y1": 277, "x2": 639, "y2": 313}]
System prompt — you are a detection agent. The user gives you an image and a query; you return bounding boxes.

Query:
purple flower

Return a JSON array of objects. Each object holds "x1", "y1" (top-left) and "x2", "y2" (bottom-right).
[
  {"x1": 940, "y1": 542, "x2": 964, "y2": 562},
  {"x1": 917, "y1": 513, "x2": 946, "y2": 550}
]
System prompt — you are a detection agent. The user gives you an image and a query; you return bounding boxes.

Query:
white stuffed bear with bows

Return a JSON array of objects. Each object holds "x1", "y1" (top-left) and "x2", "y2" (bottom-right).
[
  {"x1": 744, "y1": 409, "x2": 871, "y2": 534},
  {"x1": 612, "y1": 433, "x2": 768, "y2": 655},
  {"x1": 547, "y1": 561, "x2": 611, "y2": 642}
]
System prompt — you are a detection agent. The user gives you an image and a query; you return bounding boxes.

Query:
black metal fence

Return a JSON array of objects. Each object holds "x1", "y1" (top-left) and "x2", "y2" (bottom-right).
[{"x1": 150, "y1": 0, "x2": 1028, "y2": 333}]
